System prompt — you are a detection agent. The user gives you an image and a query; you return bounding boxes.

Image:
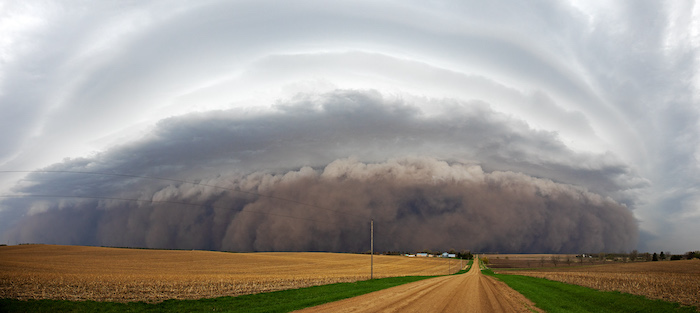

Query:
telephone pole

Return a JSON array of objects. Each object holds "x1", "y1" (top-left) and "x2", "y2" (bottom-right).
[{"x1": 370, "y1": 219, "x2": 374, "y2": 279}]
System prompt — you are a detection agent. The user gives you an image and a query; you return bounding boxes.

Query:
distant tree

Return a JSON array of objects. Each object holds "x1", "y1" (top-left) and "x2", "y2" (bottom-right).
[
  {"x1": 686, "y1": 251, "x2": 700, "y2": 260},
  {"x1": 540, "y1": 257, "x2": 545, "y2": 267},
  {"x1": 642, "y1": 252, "x2": 651, "y2": 262},
  {"x1": 660, "y1": 251, "x2": 666, "y2": 260},
  {"x1": 630, "y1": 250, "x2": 638, "y2": 262},
  {"x1": 457, "y1": 250, "x2": 473, "y2": 260},
  {"x1": 384, "y1": 251, "x2": 406, "y2": 255},
  {"x1": 565, "y1": 256, "x2": 572, "y2": 266},
  {"x1": 598, "y1": 252, "x2": 606, "y2": 261},
  {"x1": 652, "y1": 252, "x2": 658, "y2": 261},
  {"x1": 694, "y1": 251, "x2": 700, "y2": 259},
  {"x1": 551, "y1": 256, "x2": 559, "y2": 267}
]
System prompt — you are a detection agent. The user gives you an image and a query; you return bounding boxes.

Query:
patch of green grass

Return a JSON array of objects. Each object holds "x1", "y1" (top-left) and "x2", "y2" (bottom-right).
[
  {"x1": 0, "y1": 275, "x2": 436, "y2": 313},
  {"x1": 482, "y1": 269, "x2": 698, "y2": 313},
  {"x1": 452, "y1": 259, "x2": 473, "y2": 275}
]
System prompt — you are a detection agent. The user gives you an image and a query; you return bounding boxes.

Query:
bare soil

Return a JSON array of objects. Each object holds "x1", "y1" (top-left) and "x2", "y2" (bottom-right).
[
  {"x1": 482, "y1": 253, "x2": 605, "y2": 268},
  {"x1": 296, "y1": 257, "x2": 542, "y2": 313}
]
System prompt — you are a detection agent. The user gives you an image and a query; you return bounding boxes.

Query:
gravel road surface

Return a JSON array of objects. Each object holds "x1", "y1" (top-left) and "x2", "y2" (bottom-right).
[{"x1": 296, "y1": 257, "x2": 541, "y2": 312}]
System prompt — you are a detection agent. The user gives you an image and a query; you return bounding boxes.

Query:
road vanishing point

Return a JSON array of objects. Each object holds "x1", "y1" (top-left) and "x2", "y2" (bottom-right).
[{"x1": 296, "y1": 257, "x2": 539, "y2": 313}]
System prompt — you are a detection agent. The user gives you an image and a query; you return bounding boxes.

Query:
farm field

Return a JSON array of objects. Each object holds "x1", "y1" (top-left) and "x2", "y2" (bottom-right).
[
  {"x1": 482, "y1": 253, "x2": 605, "y2": 268},
  {"x1": 0, "y1": 244, "x2": 461, "y2": 303},
  {"x1": 496, "y1": 259, "x2": 700, "y2": 308}
]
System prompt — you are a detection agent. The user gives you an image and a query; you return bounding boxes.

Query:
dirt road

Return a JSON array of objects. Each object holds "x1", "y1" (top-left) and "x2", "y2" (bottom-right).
[{"x1": 296, "y1": 257, "x2": 540, "y2": 313}]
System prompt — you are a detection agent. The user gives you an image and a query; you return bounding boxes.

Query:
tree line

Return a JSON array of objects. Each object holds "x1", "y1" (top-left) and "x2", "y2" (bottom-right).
[{"x1": 590, "y1": 250, "x2": 700, "y2": 263}]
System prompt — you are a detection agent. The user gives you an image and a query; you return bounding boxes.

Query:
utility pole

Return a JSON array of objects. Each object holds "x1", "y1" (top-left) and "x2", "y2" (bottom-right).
[{"x1": 370, "y1": 219, "x2": 374, "y2": 279}]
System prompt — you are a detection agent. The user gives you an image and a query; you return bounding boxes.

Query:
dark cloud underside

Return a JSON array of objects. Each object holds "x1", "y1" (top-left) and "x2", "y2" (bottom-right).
[
  {"x1": 3, "y1": 158, "x2": 636, "y2": 253},
  {"x1": 1, "y1": 90, "x2": 639, "y2": 252}
]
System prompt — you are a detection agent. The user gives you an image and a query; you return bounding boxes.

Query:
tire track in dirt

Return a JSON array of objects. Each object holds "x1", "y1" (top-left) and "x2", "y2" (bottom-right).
[{"x1": 295, "y1": 257, "x2": 541, "y2": 313}]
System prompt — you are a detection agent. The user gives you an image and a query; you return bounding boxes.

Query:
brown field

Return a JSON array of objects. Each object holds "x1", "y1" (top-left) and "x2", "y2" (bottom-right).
[
  {"x1": 496, "y1": 259, "x2": 700, "y2": 308},
  {"x1": 482, "y1": 253, "x2": 606, "y2": 268},
  {"x1": 0, "y1": 244, "x2": 463, "y2": 303}
]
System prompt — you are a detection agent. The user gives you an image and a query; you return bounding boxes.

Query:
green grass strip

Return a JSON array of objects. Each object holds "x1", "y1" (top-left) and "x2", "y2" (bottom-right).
[
  {"x1": 0, "y1": 275, "x2": 436, "y2": 313},
  {"x1": 452, "y1": 259, "x2": 473, "y2": 275},
  {"x1": 482, "y1": 269, "x2": 698, "y2": 313}
]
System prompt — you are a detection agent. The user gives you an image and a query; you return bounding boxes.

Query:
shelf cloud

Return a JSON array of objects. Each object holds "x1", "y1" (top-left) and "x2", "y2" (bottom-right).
[
  {"x1": 3, "y1": 92, "x2": 638, "y2": 252},
  {"x1": 3, "y1": 156, "x2": 637, "y2": 253}
]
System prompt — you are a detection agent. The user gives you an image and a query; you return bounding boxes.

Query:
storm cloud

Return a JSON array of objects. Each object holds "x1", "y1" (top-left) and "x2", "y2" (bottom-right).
[
  {"x1": 2, "y1": 157, "x2": 637, "y2": 253},
  {"x1": 2, "y1": 92, "x2": 638, "y2": 252}
]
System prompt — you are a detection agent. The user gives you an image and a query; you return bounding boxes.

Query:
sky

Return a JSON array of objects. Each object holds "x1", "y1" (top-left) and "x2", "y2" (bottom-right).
[{"x1": 0, "y1": 0, "x2": 698, "y2": 253}]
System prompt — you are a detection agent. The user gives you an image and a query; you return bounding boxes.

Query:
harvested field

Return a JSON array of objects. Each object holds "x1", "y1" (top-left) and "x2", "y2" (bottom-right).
[
  {"x1": 0, "y1": 244, "x2": 460, "y2": 303},
  {"x1": 482, "y1": 253, "x2": 604, "y2": 268},
  {"x1": 497, "y1": 259, "x2": 700, "y2": 308}
]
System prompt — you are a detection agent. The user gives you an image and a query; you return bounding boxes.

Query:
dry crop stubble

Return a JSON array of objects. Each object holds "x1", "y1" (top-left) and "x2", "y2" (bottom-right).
[
  {"x1": 499, "y1": 259, "x2": 700, "y2": 308},
  {"x1": 0, "y1": 245, "x2": 459, "y2": 302},
  {"x1": 481, "y1": 254, "x2": 604, "y2": 268}
]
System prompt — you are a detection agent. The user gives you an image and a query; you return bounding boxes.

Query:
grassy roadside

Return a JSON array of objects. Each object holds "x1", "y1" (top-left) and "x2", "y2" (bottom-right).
[
  {"x1": 482, "y1": 269, "x2": 698, "y2": 313},
  {"x1": 0, "y1": 275, "x2": 438, "y2": 313},
  {"x1": 452, "y1": 259, "x2": 473, "y2": 275}
]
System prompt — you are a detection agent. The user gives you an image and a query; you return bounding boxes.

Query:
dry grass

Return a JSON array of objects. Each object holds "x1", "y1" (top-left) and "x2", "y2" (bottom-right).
[
  {"x1": 498, "y1": 259, "x2": 700, "y2": 308},
  {"x1": 0, "y1": 244, "x2": 459, "y2": 303}
]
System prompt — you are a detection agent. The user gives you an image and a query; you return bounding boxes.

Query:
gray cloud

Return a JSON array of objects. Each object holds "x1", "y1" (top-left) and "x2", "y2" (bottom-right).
[
  {"x1": 1, "y1": 90, "x2": 640, "y2": 252},
  {"x1": 11, "y1": 89, "x2": 642, "y2": 198},
  {"x1": 2, "y1": 157, "x2": 637, "y2": 253}
]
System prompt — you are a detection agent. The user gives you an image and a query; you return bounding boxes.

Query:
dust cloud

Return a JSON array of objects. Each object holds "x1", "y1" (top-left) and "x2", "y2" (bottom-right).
[{"x1": 3, "y1": 157, "x2": 637, "y2": 253}]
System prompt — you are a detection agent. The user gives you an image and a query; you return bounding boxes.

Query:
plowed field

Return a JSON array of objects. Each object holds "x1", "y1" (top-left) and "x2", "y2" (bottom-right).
[
  {"x1": 0, "y1": 244, "x2": 461, "y2": 302},
  {"x1": 499, "y1": 259, "x2": 700, "y2": 308}
]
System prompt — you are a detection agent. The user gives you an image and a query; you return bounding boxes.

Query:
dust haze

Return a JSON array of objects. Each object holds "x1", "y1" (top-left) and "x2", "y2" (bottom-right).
[{"x1": 2, "y1": 157, "x2": 637, "y2": 253}]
